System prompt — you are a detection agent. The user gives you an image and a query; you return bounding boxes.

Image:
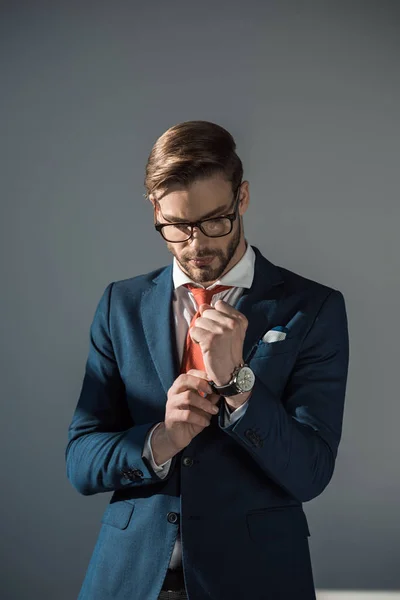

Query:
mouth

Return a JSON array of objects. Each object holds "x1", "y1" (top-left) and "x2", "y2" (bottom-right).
[{"x1": 189, "y1": 256, "x2": 215, "y2": 266}]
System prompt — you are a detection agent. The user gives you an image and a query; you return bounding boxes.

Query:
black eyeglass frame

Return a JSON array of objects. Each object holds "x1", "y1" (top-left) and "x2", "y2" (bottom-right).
[{"x1": 153, "y1": 182, "x2": 242, "y2": 243}]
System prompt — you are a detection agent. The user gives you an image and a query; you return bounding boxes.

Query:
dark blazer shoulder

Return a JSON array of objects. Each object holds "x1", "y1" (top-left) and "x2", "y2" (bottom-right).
[
  {"x1": 252, "y1": 244, "x2": 341, "y2": 301},
  {"x1": 279, "y1": 264, "x2": 339, "y2": 296},
  {"x1": 111, "y1": 263, "x2": 170, "y2": 294}
]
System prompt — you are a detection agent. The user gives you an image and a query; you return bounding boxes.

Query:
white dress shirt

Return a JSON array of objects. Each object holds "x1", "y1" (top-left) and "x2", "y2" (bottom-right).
[{"x1": 141, "y1": 241, "x2": 256, "y2": 568}]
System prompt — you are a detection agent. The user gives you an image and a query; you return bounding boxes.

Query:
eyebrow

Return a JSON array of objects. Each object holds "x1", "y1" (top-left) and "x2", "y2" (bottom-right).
[{"x1": 161, "y1": 203, "x2": 230, "y2": 224}]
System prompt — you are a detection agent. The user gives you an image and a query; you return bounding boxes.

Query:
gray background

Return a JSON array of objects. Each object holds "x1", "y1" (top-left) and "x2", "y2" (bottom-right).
[{"x1": 1, "y1": 1, "x2": 399, "y2": 598}]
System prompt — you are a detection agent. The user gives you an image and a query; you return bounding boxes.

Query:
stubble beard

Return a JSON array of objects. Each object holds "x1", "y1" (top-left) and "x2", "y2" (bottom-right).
[{"x1": 170, "y1": 219, "x2": 242, "y2": 286}]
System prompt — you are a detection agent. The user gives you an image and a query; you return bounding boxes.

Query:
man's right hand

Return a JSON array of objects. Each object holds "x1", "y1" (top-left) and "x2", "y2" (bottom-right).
[{"x1": 163, "y1": 369, "x2": 221, "y2": 452}]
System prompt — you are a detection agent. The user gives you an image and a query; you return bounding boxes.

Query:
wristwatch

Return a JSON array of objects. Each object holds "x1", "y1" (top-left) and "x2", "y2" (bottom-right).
[{"x1": 208, "y1": 363, "x2": 255, "y2": 397}]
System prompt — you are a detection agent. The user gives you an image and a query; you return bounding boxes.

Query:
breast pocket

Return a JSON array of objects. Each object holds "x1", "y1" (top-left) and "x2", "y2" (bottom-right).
[{"x1": 251, "y1": 336, "x2": 298, "y2": 359}]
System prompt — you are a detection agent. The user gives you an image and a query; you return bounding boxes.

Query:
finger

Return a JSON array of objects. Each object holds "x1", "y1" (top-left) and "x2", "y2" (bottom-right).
[
  {"x1": 196, "y1": 312, "x2": 236, "y2": 330},
  {"x1": 186, "y1": 368, "x2": 209, "y2": 379},
  {"x1": 175, "y1": 373, "x2": 213, "y2": 395},
  {"x1": 176, "y1": 390, "x2": 219, "y2": 415},
  {"x1": 198, "y1": 303, "x2": 212, "y2": 314},
  {"x1": 213, "y1": 299, "x2": 248, "y2": 324},
  {"x1": 179, "y1": 392, "x2": 220, "y2": 416},
  {"x1": 192, "y1": 316, "x2": 225, "y2": 333},
  {"x1": 185, "y1": 368, "x2": 217, "y2": 399},
  {"x1": 213, "y1": 298, "x2": 238, "y2": 314},
  {"x1": 188, "y1": 325, "x2": 213, "y2": 346},
  {"x1": 199, "y1": 301, "x2": 247, "y2": 327}
]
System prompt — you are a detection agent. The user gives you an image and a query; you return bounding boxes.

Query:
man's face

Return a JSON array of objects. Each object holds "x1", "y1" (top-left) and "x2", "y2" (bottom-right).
[{"x1": 151, "y1": 174, "x2": 249, "y2": 287}]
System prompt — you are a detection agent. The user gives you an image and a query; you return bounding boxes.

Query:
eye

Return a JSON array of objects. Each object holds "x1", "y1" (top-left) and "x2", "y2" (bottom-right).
[
  {"x1": 174, "y1": 223, "x2": 191, "y2": 233},
  {"x1": 206, "y1": 219, "x2": 221, "y2": 230}
]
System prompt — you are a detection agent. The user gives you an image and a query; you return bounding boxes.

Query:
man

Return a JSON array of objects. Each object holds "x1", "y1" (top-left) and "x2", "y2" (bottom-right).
[{"x1": 66, "y1": 120, "x2": 349, "y2": 600}]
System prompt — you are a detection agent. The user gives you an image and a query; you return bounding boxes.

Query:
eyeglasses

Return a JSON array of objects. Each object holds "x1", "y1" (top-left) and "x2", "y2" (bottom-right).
[{"x1": 153, "y1": 183, "x2": 242, "y2": 243}]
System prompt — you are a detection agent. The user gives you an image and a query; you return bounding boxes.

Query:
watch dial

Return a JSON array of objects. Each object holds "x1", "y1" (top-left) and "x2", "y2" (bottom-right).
[{"x1": 237, "y1": 366, "x2": 255, "y2": 392}]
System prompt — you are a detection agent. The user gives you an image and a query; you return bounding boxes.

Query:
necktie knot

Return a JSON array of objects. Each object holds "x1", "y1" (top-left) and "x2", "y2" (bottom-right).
[
  {"x1": 180, "y1": 283, "x2": 233, "y2": 375},
  {"x1": 183, "y1": 283, "x2": 233, "y2": 308}
]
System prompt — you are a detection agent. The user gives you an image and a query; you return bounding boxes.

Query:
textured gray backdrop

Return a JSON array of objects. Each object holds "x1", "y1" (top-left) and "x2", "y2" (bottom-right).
[{"x1": 1, "y1": 1, "x2": 399, "y2": 598}]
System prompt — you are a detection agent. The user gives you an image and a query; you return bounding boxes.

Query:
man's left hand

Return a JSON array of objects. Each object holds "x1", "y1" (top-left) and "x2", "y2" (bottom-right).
[{"x1": 189, "y1": 299, "x2": 249, "y2": 408}]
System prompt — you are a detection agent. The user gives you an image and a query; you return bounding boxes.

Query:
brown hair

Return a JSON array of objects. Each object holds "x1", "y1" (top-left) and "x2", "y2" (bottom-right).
[{"x1": 144, "y1": 120, "x2": 243, "y2": 200}]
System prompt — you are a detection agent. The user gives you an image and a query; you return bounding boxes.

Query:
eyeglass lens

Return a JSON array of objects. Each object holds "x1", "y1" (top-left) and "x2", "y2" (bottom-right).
[{"x1": 161, "y1": 217, "x2": 232, "y2": 241}]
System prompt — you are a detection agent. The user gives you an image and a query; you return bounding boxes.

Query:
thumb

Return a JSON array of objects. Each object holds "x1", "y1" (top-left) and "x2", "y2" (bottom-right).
[
  {"x1": 186, "y1": 368, "x2": 209, "y2": 380},
  {"x1": 199, "y1": 303, "x2": 212, "y2": 315}
]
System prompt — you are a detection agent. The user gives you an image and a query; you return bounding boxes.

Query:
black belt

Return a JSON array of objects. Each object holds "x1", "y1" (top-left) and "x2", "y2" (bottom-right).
[{"x1": 161, "y1": 568, "x2": 185, "y2": 591}]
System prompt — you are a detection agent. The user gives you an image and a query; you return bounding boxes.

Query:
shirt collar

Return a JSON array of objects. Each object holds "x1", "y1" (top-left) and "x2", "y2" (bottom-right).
[{"x1": 172, "y1": 240, "x2": 255, "y2": 291}]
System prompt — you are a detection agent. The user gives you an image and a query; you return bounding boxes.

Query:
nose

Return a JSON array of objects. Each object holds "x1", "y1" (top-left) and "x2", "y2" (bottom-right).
[{"x1": 187, "y1": 226, "x2": 208, "y2": 244}]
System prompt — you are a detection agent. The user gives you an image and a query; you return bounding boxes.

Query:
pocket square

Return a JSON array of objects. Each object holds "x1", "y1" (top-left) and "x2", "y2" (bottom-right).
[{"x1": 261, "y1": 326, "x2": 288, "y2": 343}]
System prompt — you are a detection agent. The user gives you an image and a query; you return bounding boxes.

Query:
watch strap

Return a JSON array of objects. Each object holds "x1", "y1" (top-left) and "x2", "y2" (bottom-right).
[
  {"x1": 209, "y1": 364, "x2": 246, "y2": 396},
  {"x1": 212, "y1": 380, "x2": 241, "y2": 396}
]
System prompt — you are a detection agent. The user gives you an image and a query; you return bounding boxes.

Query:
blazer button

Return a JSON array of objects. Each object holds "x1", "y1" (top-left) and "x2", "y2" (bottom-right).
[
  {"x1": 245, "y1": 429, "x2": 255, "y2": 441},
  {"x1": 124, "y1": 468, "x2": 143, "y2": 480},
  {"x1": 183, "y1": 456, "x2": 193, "y2": 467},
  {"x1": 167, "y1": 512, "x2": 179, "y2": 524}
]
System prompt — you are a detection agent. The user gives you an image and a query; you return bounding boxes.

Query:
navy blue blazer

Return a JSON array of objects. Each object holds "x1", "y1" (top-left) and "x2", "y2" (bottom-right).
[{"x1": 66, "y1": 244, "x2": 349, "y2": 600}]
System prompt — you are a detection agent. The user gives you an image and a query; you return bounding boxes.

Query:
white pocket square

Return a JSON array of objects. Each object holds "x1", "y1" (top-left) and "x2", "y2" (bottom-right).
[{"x1": 261, "y1": 329, "x2": 287, "y2": 343}]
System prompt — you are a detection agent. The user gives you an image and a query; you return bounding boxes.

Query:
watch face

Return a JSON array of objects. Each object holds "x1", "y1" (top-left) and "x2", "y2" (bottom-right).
[{"x1": 236, "y1": 366, "x2": 255, "y2": 392}]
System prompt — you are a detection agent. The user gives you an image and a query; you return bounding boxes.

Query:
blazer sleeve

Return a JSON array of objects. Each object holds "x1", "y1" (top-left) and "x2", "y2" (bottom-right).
[
  {"x1": 65, "y1": 283, "x2": 178, "y2": 495},
  {"x1": 218, "y1": 289, "x2": 350, "y2": 503}
]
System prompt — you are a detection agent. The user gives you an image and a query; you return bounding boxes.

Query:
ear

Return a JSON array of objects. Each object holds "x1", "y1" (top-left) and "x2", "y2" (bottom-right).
[{"x1": 238, "y1": 180, "x2": 250, "y2": 215}]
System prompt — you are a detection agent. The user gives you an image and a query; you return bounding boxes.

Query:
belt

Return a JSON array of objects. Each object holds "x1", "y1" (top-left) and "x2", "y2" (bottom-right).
[{"x1": 161, "y1": 568, "x2": 185, "y2": 591}]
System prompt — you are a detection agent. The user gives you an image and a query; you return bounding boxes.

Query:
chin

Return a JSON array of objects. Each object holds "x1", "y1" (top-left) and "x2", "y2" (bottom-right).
[{"x1": 193, "y1": 268, "x2": 224, "y2": 285}]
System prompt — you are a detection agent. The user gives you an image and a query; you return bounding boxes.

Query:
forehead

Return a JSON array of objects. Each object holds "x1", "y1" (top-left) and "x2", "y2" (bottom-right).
[
  {"x1": 154, "y1": 174, "x2": 232, "y2": 202},
  {"x1": 154, "y1": 176, "x2": 233, "y2": 221}
]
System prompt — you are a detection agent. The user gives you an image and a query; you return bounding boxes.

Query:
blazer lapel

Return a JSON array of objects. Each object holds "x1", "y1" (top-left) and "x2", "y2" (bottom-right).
[
  {"x1": 140, "y1": 245, "x2": 285, "y2": 396},
  {"x1": 140, "y1": 264, "x2": 179, "y2": 396},
  {"x1": 234, "y1": 245, "x2": 284, "y2": 362}
]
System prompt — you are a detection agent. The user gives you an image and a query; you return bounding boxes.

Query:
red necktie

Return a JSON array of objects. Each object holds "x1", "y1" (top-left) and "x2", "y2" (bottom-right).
[{"x1": 180, "y1": 283, "x2": 233, "y2": 374}]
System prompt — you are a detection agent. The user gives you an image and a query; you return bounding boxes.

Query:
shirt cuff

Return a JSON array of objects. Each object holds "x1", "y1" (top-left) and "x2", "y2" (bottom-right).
[
  {"x1": 223, "y1": 396, "x2": 250, "y2": 426},
  {"x1": 142, "y1": 422, "x2": 172, "y2": 478}
]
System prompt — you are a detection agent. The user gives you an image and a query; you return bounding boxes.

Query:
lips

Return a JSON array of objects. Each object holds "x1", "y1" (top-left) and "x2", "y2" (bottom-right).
[{"x1": 190, "y1": 256, "x2": 214, "y2": 265}]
